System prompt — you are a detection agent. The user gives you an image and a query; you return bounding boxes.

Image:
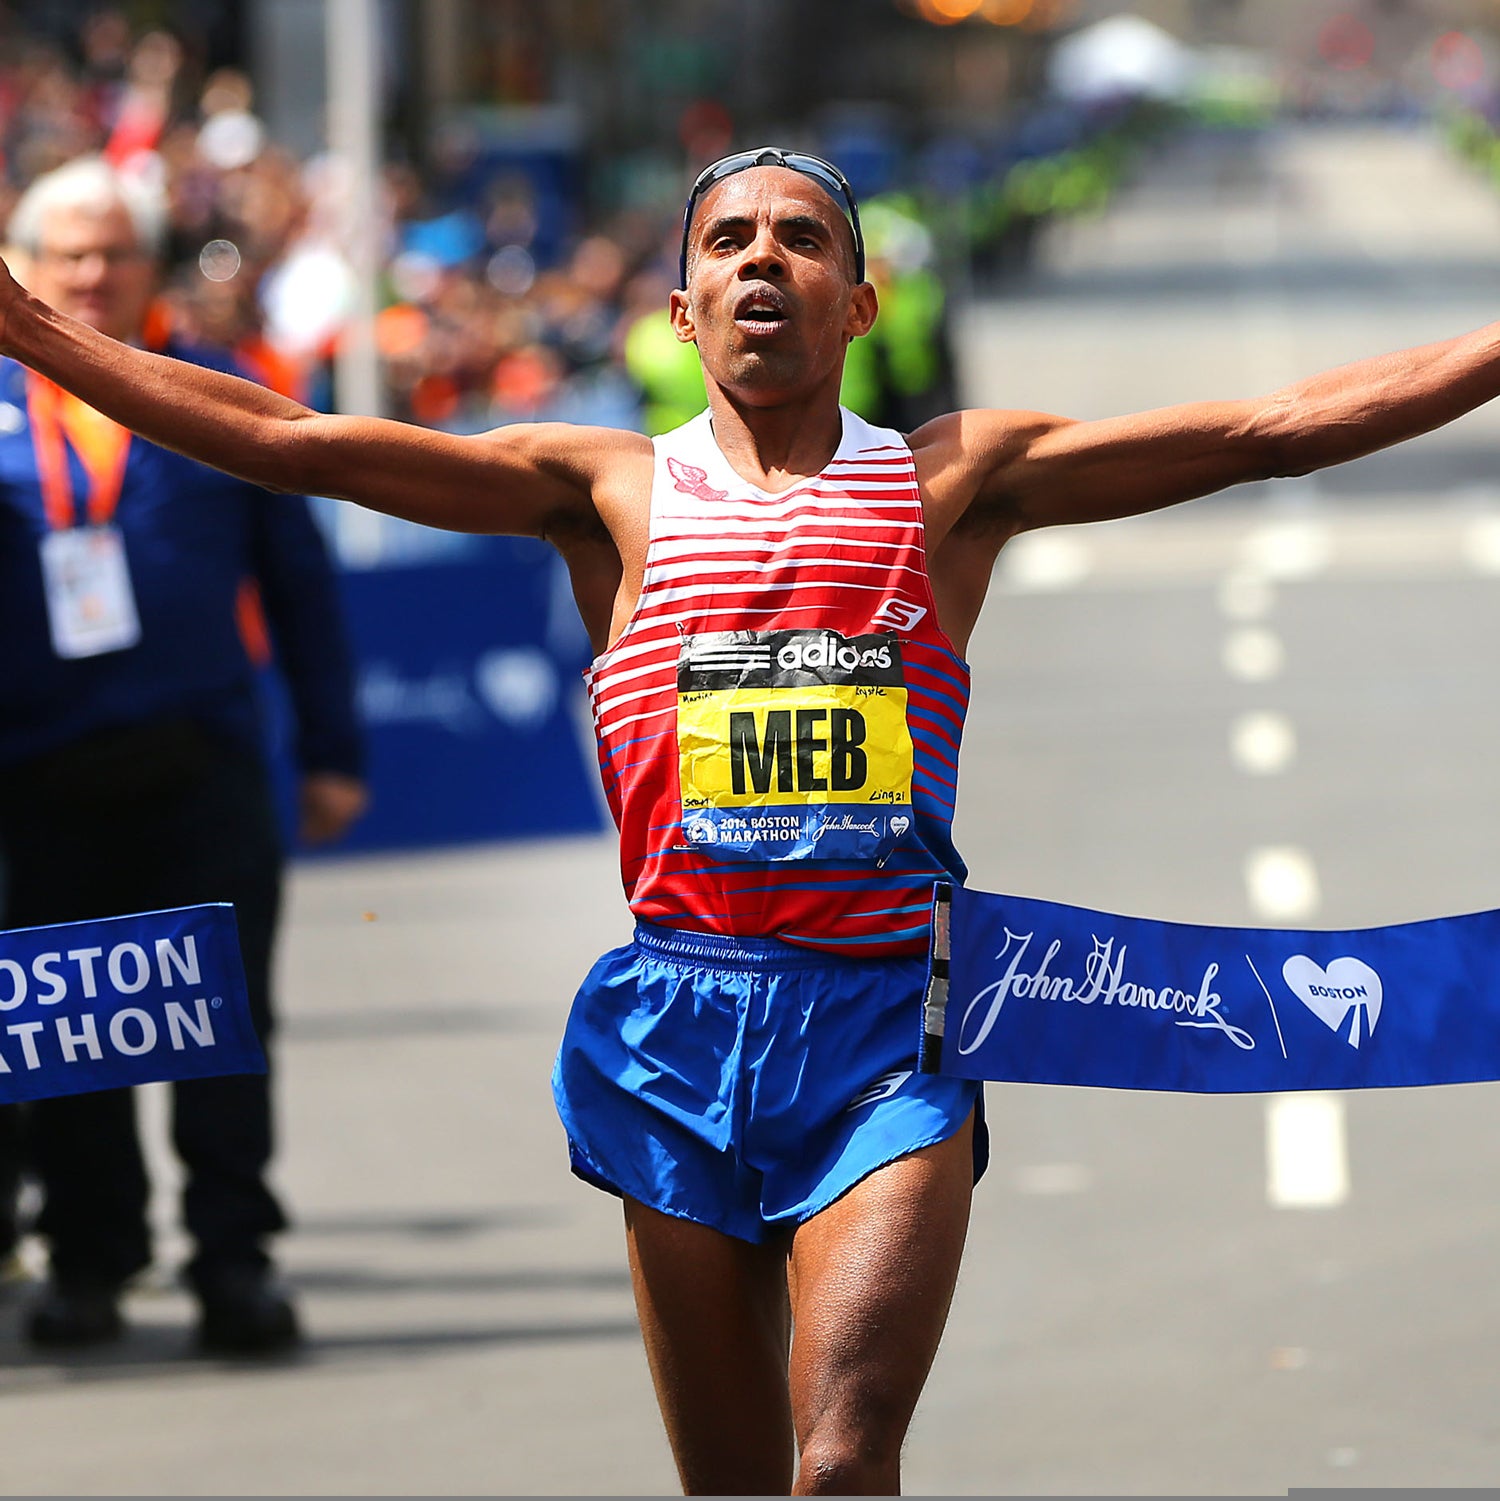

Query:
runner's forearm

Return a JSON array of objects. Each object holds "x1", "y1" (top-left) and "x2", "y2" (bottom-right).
[
  {"x1": 1256, "y1": 322, "x2": 1500, "y2": 475},
  {"x1": 3, "y1": 291, "x2": 317, "y2": 493},
  {"x1": 0, "y1": 282, "x2": 607, "y2": 534},
  {"x1": 994, "y1": 321, "x2": 1500, "y2": 532}
]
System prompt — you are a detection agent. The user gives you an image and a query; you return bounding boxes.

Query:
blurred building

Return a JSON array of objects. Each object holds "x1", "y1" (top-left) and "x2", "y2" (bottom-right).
[
  {"x1": 0, "y1": 1, "x2": 1073, "y2": 195},
  {"x1": 11, "y1": 0, "x2": 1500, "y2": 181}
]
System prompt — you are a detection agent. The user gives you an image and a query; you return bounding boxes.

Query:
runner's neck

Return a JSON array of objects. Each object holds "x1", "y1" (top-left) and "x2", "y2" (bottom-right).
[{"x1": 703, "y1": 388, "x2": 845, "y2": 494}]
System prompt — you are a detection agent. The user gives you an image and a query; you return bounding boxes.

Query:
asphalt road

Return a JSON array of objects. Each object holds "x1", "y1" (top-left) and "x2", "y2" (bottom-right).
[{"x1": 7, "y1": 121, "x2": 1500, "y2": 1495}]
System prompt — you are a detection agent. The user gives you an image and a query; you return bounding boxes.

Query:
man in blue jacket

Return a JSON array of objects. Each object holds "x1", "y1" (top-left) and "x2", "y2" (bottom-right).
[{"x1": 0, "y1": 157, "x2": 366, "y2": 1353}]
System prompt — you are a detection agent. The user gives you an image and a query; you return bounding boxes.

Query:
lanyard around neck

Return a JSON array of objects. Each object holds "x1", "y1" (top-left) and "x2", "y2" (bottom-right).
[{"x1": 26, "y1": 371, "x2": 132, "y2": 531}]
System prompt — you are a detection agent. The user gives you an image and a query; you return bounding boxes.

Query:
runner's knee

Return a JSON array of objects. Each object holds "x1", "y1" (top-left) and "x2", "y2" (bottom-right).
[
  {"x1": 795, "y1": 1430, "x2": 901, "y2": 1495},
  {"x1": 795, "y1": 1402, "x2": 907, "y2": 1494}
]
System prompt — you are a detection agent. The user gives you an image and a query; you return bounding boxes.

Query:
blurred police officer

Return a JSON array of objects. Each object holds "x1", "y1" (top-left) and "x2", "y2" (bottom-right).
[{"x1": 0, "y1": 157, "x2": 365, "y2": 1352}]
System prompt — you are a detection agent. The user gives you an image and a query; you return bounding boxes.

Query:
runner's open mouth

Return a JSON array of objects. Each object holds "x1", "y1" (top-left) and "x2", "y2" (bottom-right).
[{"x1": 734, "y1": 289, "x2": 791, "y2": 330}]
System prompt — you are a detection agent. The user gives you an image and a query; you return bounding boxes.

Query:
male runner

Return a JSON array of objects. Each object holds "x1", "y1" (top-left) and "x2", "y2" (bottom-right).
[{"x1": 3, "y1": 145, "x2": 1500, "y2": 1492}]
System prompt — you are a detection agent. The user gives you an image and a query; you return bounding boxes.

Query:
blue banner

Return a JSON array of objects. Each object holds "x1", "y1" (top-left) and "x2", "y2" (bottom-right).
[
  {"x1": 322, "y1": 543, "x2": 605, "y2": 853},
  {"x1": 922, "y1": 883, "x2": 1500, "y2": 1093},
  {"x1": 0, "y1": 904, "x2": 263, "y2": 1104},
  {"x1": 257, "y1": 538, "x2": 607, "y2": 855}
]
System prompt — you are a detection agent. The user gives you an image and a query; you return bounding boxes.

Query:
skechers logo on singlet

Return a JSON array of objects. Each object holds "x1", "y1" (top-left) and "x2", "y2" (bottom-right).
[
  {"x1": 872, "y1": 597, "x2": 927, "y2": 632},
  {"x1": 666, "y1": 456, "x2": 727, "y2": 503}
]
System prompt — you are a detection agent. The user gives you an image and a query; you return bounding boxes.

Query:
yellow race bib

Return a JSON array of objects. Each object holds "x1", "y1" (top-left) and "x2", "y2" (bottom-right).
[{"x1": 677, "y1": 630, "x2": 915, "y2": 862}]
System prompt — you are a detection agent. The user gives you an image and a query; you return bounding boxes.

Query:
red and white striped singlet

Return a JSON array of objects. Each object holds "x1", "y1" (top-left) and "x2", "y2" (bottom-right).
[{"x1": 586, "y1": 408, "x2": 970, "y2": 958}]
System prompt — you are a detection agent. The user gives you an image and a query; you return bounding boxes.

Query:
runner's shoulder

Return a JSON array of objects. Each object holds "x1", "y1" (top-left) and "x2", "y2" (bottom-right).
[
  {"x1": 908, "y1": 407, "x2": 1066, "y2": 465},
  {"x1": 466, "y1": 421, "x2": 652, "y2": 541},
  {"x1": 469, "y1": 420, "x2": 651, "y2": 487},
  {"x1": 909, "y1": 407, "x2": 1070, "y2": 528}
]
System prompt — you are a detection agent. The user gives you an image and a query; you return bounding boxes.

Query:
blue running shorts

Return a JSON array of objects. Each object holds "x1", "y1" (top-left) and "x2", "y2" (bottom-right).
[{"x1": 552, "y1": 921, "x2": 987, "y2": 1243}]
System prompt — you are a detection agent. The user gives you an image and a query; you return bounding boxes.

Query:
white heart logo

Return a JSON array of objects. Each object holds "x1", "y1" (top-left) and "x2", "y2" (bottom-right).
[
  {"x1": 890, "y1": 815, "x2": 911, "y2": 837},
  {"x1": 1281, "y1": 955, "x2": 1383, "y2": 1049},
  {"x1": 474, "y1": 648, "x2": 558, "y2": 728}
]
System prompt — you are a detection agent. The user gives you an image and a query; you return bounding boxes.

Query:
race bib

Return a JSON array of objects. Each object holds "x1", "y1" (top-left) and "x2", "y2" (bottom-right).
[
  {"x1": 677, "y1": 629, "x2": 915, "y2": 862},
  {"x1": 39, "y1": 525, "x2": 141, "y2": 659}
]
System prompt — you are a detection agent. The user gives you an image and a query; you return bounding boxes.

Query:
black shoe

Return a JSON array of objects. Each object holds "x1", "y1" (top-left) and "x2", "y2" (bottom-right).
[
  {"x1": 24, "y1": 1278, "x2": 125, "y2": 1348},
  {"x1": 195, "y1": 1266, "x2": 301, "y2": 1355}
]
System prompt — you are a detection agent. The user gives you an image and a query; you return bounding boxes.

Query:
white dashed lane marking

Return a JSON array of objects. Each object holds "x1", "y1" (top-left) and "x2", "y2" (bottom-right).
[
  {"x1": 1218, "y1": 526, "x2": 1350, "y2": 1213},
  {"x1": 996, "y1": 532, "x2": 1092, "y2": 592},
  {"x1": 1460, "y1": 515, "x2": 1500, "y2": 574},
  {"x1": 995, "y1": 506, "x2": 1363, "y2": 1213},
  {"x1": 1241, "y1": 518, "x2": 1333, "y2": 581},
  {"x1": 1221, "y1": 626, "x2": 1285, "y2": 683},
  {"x1": 1217, "y1": 569, "x2": 1276, "y2": 621},
  {"x1": 1014, "y1": 1163, "x2": 1092, "y2": 1196},
  {"x1": 1266, "y1": 1093, "x2": 1350, "y2": 1208},
  {"x1": 1230, "y1": 711, "x2": 1297, "y2": 776},
  {"x1": 1244, "y1": 845, "x2": 1321, "y2": 923},
  {"x1": 990, "y1": 503, "x2": 1500, "y2": 595}
]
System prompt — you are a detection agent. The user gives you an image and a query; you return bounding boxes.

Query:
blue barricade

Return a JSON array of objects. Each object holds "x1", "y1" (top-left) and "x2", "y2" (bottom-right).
[
  {"x1": 0, "y1": 904, "x2": 262, "y2": 1103},
  {"x1": 283, "y1": 537, "x2": 606, "y2": 854}
]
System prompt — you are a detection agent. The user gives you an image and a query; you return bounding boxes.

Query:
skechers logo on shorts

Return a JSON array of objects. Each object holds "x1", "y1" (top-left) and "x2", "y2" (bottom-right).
[{"x1": 845, "y1": 1070, "x2": 912, "y2": 1111}]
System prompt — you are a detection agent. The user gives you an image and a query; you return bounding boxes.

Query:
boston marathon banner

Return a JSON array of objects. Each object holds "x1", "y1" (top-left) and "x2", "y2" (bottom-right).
[
  {"x1": 0, "y1": 904, "x2": 263, "y2": 1104},
  {"x1": 922, "y1": 883, "x2": 1500, "y2": 1093}
]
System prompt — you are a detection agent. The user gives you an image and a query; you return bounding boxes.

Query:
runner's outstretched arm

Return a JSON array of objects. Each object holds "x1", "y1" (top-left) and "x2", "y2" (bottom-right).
[
  {"x1": 922, "y1": 320, "x2": 1500, "y2": 536},
  {"x1": 0, "y1": 252, "x2": 636, "y2": 537}
]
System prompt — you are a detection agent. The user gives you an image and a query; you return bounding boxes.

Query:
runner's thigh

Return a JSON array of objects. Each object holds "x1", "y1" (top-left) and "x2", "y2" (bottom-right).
[
  {"x1": 624, "y1": 1199, "x2": 796, "y2": 1495},
  {"x1": 786, "y1": 1115, "x2": 974, "y2": 1484}
]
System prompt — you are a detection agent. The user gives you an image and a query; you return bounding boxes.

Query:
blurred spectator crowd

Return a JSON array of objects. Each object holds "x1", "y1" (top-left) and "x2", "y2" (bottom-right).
[{"x1": 0, "y1": 10, "x2": 958, "y2": 443}]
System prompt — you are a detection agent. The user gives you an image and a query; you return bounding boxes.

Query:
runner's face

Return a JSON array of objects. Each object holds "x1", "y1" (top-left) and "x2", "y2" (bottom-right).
[
  {"x1": 29, "y1": 203, "x2": 155, "y2": 344},
  {"x1": 672, "y1": 167, "x2": 874, "y2": 402}
]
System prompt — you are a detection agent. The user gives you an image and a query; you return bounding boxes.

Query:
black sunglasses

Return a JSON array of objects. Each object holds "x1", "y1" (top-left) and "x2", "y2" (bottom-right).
[{"x1": 678, "y1": 146, "x2": 865, "y2": 289}]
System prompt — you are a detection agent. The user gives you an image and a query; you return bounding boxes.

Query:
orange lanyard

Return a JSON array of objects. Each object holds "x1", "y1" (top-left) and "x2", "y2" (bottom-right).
[{"x1": 26, "y1": 371, "x2": 132, "y2": 530}]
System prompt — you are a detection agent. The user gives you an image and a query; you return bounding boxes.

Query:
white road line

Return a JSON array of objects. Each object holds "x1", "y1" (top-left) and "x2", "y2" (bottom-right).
[
  {"x1": 1242, "y1": 518, "x2": 1333, "y2": 580},
  {"x1": 1230, "y1": 710, "x2": 1297, "y2": 776},
  {"x1": 1266, "y1": 1093, "x2": 1350, "y2": 1208},
  {"x1": 1221, "y1": 206, "x2": 1280, "y2": 265},
  {"x1": 984, "y1": 508, "x2": 1500, "y2": 590},
  {"x1": 1244, "y1": 845, "x2": 1321, "y2": 923},
  {"x1": 1014, "y1": 1163, "x2": 1091, "y2": 1196},
  {"x1": 1460, "y1": 514, "x2": 1500, "y2": 574},
  {"x1": 1222, "y1": 626, "x2": 1285, "y2": 683},
  {"x1": 996, "y1": 532, "x2": 1091, "y2": 591},
  {"x1": 1217, "y1": 568, "x2": 1276, "y2": 621},
  {"x1": 1218, "y1": 532, "x2": 1350, "y2": 1215}
]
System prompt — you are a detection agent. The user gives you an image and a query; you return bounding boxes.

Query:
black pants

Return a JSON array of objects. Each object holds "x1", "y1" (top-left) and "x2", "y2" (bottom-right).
[
  {"x1": 0, "y1": 722, "x2": 287, "y2": 1288},
  {"x1": 0, "y1": 1100, "x2": 21, "y2": 1258}
]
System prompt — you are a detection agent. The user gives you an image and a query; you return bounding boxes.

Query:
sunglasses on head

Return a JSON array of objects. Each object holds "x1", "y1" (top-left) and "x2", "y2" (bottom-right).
[{"x1": 678, "y1": 146, "x2": 866, "y2": 289}]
